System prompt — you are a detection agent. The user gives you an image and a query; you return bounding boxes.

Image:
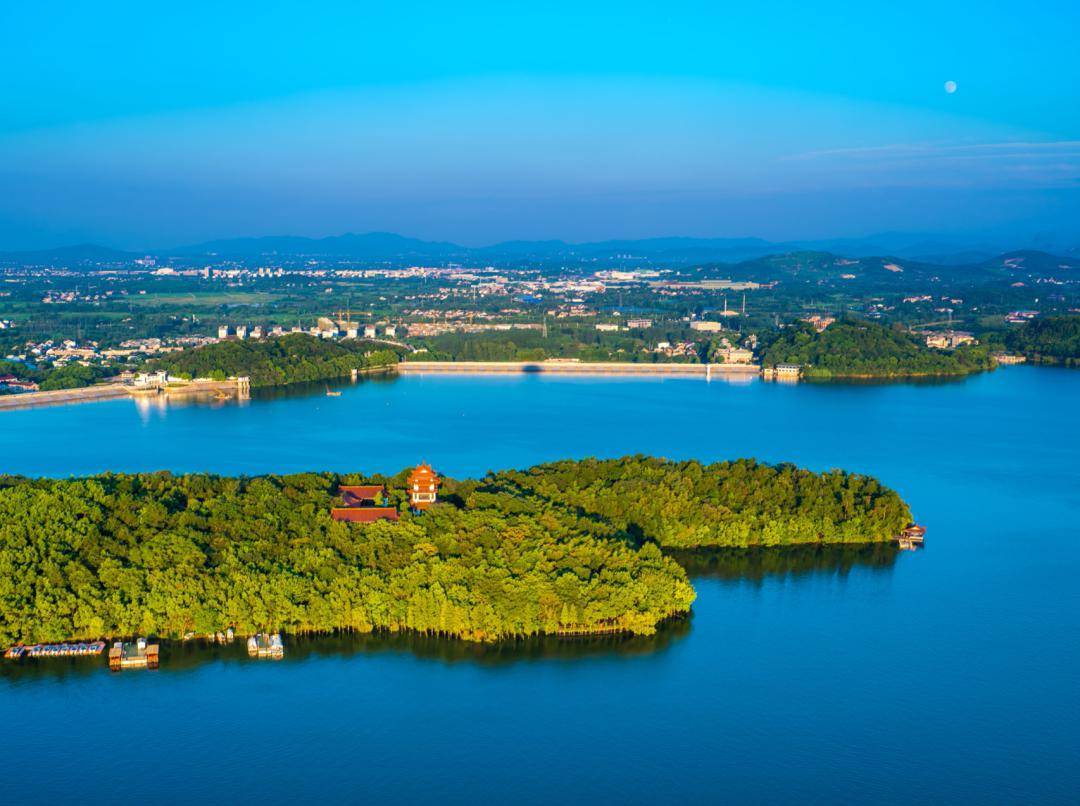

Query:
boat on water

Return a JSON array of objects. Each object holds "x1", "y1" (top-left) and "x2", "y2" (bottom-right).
[
  {"x1": 247, "y1": 633, "x2": 285, "y2": 659},
  {"x1": 325, "y1": 386, "x2": 342, "y2": 397},
  {"x1": 8, "y1": 641, "x2": 106, "y2": 659}
]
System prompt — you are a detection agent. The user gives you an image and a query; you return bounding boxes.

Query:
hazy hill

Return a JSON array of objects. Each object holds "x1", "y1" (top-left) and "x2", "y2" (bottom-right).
[
  {"x1": 169, "y1": 231, "x2": 464, "y2": 259},
  {"x1": 0, "y1": 243, "x2": 139, "y2": 264}
]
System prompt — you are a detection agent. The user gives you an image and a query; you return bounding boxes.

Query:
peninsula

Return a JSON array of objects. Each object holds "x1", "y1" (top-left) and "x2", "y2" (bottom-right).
[
  {"x1": 0, "y1": 456, "x2": 911, "y2": 647},
  {"x1": 759, "y1": 318, "x2": 995, "y2": 379}
]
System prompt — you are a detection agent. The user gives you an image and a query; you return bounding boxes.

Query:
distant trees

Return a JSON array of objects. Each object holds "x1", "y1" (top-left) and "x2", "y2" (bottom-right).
[
  {"x1": 759, "y1": 319, "x2": 994, "y2": 378},
  {"x1": 0, "y1": 456, "x2": 911, "y2": 645},
  {"x1": 1005, "y1": 316, "x2": 1080, "y2": 367},
  {"x1": 148, "y1": 334, "x2": 399, "y2": 387}
]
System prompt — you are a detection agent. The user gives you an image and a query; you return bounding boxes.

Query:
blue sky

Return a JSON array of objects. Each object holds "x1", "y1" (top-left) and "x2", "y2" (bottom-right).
[{"x1": 1, "y1": 1, "x2": 1078, "y2": 249}]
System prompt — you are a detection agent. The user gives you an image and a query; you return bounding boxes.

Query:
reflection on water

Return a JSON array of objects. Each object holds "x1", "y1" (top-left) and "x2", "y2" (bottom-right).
[
  {"x1": 1, "y1": 620, "x2": 692, "y2": 684},
  {"x1": 1, "y1": 545, "x2": 901, "y2": 683},
  {"x1": 806, "y1": 373, "x2": 977, "y2": 389},
  {"x1": 250, "y1": 372, "x2": 399, "y2": 402},
  {"x1": 667, "y1": 542, "x2": 901, "y2": 583}
]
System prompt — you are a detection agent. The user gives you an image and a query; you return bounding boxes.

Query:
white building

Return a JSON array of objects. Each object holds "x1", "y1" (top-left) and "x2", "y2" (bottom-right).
[
  {"x1": 235, "y1": 326, "x2": 248, "y2": 340},
  {"x1": 364, "y1": 325, "x2": 377, "y2": 339},
  {"x1": 690, "y1": 321, "x2": 724, "y2": 332},
  {"x1": 217, "y1": 325, "x2": 229, "y2": 339},
  {"x1": 384, "y1": 325, "x2": 397, "y2": 338}
]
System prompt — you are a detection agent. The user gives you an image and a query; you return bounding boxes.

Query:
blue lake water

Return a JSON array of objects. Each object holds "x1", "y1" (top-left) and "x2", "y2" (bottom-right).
[{"x1": 1, "y1": 367, "x2": 1078, "y2": 803}]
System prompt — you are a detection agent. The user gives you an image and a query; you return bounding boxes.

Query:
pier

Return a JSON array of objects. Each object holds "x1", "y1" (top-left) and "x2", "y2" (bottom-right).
[
  {"x1": 898, "y1": 524, "x2": 926, "y2": 551},
  {"x1": 5, "y1": 641, "x2": 106, "y2": 659},
  {"x1": 247, "y1": 633, "x2": 284, "y2": 658},
  {"x1": 108, "y1": 638, "x2": 159, "y2": 670}
]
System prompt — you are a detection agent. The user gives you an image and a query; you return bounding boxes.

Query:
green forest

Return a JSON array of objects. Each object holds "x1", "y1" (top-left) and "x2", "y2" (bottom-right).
[
  {"x1": 149, "y1": 334, "x2": 399, "y2": 387},
  {"x1": 0, "y1": 457, "x2": 911, "y2": 646},
  {"x1": 0, "y1": 359, "x2": 118, "y2": 393},
  {"x1": 1005, "y1": 315, "x2": 1080, "y2": 367},
  {"x1": 759, "y1": 319, "x2": 994, "y2": 378}
]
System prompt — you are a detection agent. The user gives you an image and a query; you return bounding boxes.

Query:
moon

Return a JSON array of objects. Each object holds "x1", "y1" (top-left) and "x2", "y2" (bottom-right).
[{"x1": 944, "y1": 80, "x2": 958, "y2": 94}]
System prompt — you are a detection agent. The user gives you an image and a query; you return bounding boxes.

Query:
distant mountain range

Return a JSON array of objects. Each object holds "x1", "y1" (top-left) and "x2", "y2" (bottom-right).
[{"x1": 2, "y1": 231, "x2": 1078, "y2": 272}]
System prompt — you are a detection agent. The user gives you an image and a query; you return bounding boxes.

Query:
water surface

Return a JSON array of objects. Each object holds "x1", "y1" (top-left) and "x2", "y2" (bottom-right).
[{"x1": 1, "y1": 367, "x2": 1077, "y2": 803}]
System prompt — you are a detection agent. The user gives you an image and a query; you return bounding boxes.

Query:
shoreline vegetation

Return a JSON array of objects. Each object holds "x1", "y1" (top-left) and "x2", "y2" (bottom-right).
[
  {"x1": 760, "y1": 319, "x2": 995, "y2": 379},
  {"x1": 0, "y1": 456, "x2": 911, "y2": 647},
  {"x1": 1003, "y1": 315, "x2": 1080, "y2": 368},
  {"x1": 148, "y1": 333, "x2": 399, "y2": 388}
]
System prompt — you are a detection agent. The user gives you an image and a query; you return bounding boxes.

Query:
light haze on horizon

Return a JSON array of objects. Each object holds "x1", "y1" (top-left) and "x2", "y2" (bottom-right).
[{"x1": 1, "y1": 1, "x2": 1078, "y2": 250}]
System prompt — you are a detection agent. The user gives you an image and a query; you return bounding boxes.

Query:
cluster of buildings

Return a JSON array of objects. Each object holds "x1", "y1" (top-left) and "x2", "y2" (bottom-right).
[
  {"x1": 1006, "y1": 310, "x2": 1040, "y2": 324},
  {"x1": 405, "y1": 322, "x2": 543, "y2": 337},
  {"x1": 801, "y1": 315, "x2": 836, "y2": 332},
  {"x1": 41, "y1": 289, "x2": 118, "y2": 304},
  {"x1": 651, "y1": 341, "x2": 699, "y2": 359},
  {"x1": 330, "y1": 464, "x2": 440, "y2": 523},
  {"x1": 924, "y1": 331, "x2": 977, "y2": 349},
  {"x1": 0, "y1": 374, "x2": 38, "y2": 392},
  {"x1": 215, "y1": 319, "x2": 400, "y2": 341}
]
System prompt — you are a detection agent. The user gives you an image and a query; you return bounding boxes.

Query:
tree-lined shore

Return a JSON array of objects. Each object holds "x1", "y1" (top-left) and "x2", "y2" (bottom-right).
[
  {"x1": 0, "y1": 457, "x2": 911, "y2": 646},
  {"x1": 148, "y1": 333, "x2": 399, "y2": 388},
  {"x1": 759, "y1": 319, "x2": 994, "y2": 379}
]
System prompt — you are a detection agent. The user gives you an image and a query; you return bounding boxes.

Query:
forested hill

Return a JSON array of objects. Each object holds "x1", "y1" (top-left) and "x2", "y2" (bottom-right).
[
  {"x1": 1005, "y1": 315, "x2": 1080, "y2": 367},
  {"x1": 759, "y1": 319, "x2": 994, "y2": 379},
  {"x1": 480, "y1": 457, "x2": 911, "y2": 548},
  {"x1": 148, "y1": 333, "x2": 399, "y2": 387},
  {"x1": 0, "y1": 457, "x2": 911, "y2": 645}
]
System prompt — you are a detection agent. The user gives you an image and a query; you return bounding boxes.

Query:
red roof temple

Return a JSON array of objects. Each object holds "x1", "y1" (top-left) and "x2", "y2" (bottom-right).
[{"x1": 331, "y1": 483, "x2": 399, "y2": 523}]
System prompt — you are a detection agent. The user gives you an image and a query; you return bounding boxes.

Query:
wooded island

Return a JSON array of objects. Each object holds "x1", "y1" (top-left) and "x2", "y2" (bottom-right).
[{"x1": 0, "y1": 456, "x2": 911, "y2": 646}]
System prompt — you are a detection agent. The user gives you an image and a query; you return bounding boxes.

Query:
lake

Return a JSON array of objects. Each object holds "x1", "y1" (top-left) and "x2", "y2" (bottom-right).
[{"x1": 1, "y1": 367, "x2": 1078, "y2": 803}]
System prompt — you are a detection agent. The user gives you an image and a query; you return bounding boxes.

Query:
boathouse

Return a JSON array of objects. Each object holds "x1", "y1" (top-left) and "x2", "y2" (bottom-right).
[{"x1": 331, "y1": 484, "x2": 399, "y2": 523}]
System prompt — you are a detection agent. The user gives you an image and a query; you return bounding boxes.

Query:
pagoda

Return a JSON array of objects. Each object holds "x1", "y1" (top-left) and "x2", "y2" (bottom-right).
[{"x1": 407, "y1": 463, "x2": 439, "y2": 510}]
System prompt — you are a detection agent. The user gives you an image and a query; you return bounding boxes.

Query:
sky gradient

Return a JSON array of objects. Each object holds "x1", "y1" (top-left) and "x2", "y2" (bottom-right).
[{"x1": 1, "y1": 1, "x2": 1078, "y2": 250}]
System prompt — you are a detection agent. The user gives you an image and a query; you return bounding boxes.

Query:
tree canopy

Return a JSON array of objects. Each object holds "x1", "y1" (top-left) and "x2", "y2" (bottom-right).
[
  {"x1": 1005, "y1": 315, "x2": 1080, "y2": 367},
  {"x1": 759, "y1": 319, "x2": 993, "y2": 378},
  {"x1": 0, "y1": 456, "x2": 911, "y2": 646},
  {"x1": 148, "y1": 334, "x2": 398, "y2": 387}
]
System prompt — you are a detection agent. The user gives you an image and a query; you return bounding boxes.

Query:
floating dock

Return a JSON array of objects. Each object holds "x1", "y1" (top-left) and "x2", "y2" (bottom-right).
[
  {"x1": 898, "y1": 524, "x2": 927, "y2": 551},
  {"x1": 108, "y1": 638, "x2": 159, "y2": 670},
  {"x1": 5, "y1": 641, "x2": 105, "y2": 660},
  {"x1": 247, "y1": 633, "x2": 284, "y2": 659}
]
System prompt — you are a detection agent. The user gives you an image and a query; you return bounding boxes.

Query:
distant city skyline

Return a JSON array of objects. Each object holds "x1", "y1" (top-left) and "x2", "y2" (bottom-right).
[{"x1": 2, "y1": 1, "x2": 1078, "y2": 250}]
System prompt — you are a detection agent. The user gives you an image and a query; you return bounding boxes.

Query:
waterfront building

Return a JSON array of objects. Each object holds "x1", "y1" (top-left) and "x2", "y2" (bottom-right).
[
  {"x1": 408, "y1": 464, "x2": 439, "y2": 510},
  {"x1": 993, "y1": 353, "x2": 1027, "y2": 365}
]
